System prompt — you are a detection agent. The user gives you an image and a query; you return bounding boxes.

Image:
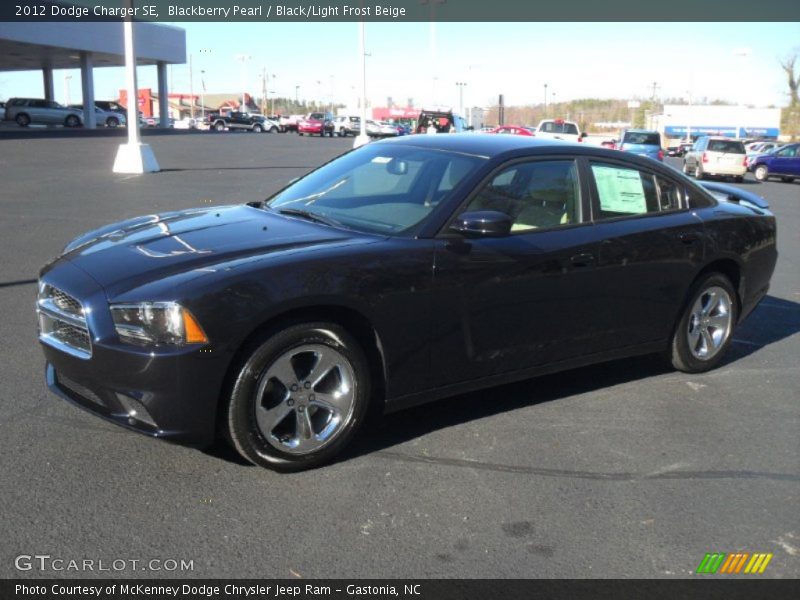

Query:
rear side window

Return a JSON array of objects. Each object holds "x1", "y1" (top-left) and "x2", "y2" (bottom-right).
[
  {"x1": 776, "y1": 145, "x2": 798, "y2": 157},
  {"x1": 590, "y1": 163, "x2": 683, "y2": 218},
  {"x1": 707, "y1": 140, "x2": 745, "y2": 154},
  {"x1": 540, "y1": 121, "x2": 579, "y2": 135},
  {"x1": 623, "y1": 131, "x2": 661, "y2": 145}
]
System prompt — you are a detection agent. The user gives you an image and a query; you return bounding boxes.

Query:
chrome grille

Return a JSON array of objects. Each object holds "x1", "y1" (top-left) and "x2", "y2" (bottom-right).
[
  {"x1": 37, "y1": 283, "x2": 92, "y2": 358},
  {"x1": 49, "y1": 287, "x2": 83, "y2": 316}
]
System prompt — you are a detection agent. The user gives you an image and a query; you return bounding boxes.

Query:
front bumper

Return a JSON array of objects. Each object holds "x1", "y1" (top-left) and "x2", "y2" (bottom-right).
[{"x1": 38, "y1": 262, "x2": 228, "y2": 448}]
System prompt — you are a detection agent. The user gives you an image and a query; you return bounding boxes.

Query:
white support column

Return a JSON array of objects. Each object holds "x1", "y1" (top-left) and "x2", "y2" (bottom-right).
[
  {"x1": 42, "y1": 66, "x2": 54, "y2": 101},
  {"x1": 157, "y1": 61, "x2": 169, "y2": 127},
  {"x1": 353, "y1": 21, "x2": 370, "y2": 149},
  {"x1": 113, "y1": 13, "x2": 160, "y2": 174},
  {"x1": 80, "y1": 52, "x2": 97, "y2": 129}
]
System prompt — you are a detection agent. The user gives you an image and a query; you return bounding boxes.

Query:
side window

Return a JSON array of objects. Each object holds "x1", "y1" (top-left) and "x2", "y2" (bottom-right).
[
  {"x1": 655, "y1": 176, "x2": 682, "y2": 211},
  {"x1": 777, "y1": 146, "x2": 797, "y2": 157},
  {"x1": 685, "y1": 185, "x2": 715, "y2": 209},
  {"x1": 466, "y1": 160, "x2": 580, "y2": 232},
  {"x1": 590, "y1": 163, "x2": 664, "y2": 219}
]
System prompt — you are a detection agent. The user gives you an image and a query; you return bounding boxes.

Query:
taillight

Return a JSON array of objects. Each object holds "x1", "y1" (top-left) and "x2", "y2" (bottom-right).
[
  {"x1": 702, "y1": 152, "x2": 709, "y2": 163},
  {"x1": 742, "y1": 157, "x2": 748, "y2": 166},
  {"x1": 657, "y1": 150, "x2": 664, "y2": 161}
]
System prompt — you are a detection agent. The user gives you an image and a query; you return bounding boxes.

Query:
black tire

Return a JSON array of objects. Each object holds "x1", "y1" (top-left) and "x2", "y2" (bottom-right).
[
  {"x1": 270, "y1": 126, "x2": 279, "y2": 133},
  {"x1": 781, "y1": 176, "x2": 794, "y2": 183},
  {"x1": 15, "y1": 113, "x2": 30, "y2": 127},
  {"x1": 252, "y1": 124, "x2": 263, "y2": 133},
  {"x1": 223, "y1": 322, "x2": 371, "y2": 472},
  {"x1": 694, "y1": 164, "x2": 705, "y2": 180},
  {"x1": 734, "y1": 175, "x2": 744, "y2": 183},
  {"x1": 754, "y1": 164, "x2": 768, "y2": 182},
  {"x1": 64, "y1": 115, "x2": 80, "y2": 127},
  {"x1": 670, "y1": 273, "x2": 738, "y2": 374},
  {"x1": 298, "y1": 131, "x2": 304, "y2": 136},
  {"x1": 682, "y1": 161, "x2": 690, "y2": 175},
  {"x1": 106, "y1": 117, "x2": 119, "y2": 128}
]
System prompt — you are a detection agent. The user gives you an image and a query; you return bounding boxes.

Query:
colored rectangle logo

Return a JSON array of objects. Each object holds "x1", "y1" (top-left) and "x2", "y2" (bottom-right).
[{"x1": 696, "y1": 552, "x2": 773, "y2": 574}]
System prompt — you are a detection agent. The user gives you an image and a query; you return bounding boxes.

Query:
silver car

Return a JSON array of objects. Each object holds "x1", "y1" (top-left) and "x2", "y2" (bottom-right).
[
  {"x1": 682, "y1": 136, "x2": 747, "y2": 182},
  {"x1": 4, "y1": 98, "x2": 84, "y2": 127},
  {"x1": 69, "y1": 104, "x2": 127, "y2": 128}
]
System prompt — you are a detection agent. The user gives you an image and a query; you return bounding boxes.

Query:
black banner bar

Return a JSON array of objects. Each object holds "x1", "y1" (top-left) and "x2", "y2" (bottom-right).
[
  {"x1": 2, "y1": 580, "x2": 800, "y2": 600},
  {"x1": 2, "y1": 0, "x2": 800, "y2": 22}
]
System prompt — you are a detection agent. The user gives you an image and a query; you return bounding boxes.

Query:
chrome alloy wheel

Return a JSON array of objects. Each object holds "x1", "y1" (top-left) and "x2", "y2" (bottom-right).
[
  {"x1": 687, "y1": 286, "x2": 733, "y2": 360},
  {"x1": 254, "y1": 344, "x2": 356, "y2": 455}
]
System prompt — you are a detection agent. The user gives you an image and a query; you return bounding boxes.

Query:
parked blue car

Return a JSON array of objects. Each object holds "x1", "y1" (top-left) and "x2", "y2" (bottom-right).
[
  {"x1": 618, "y1": 129, "x2": 664, "y2": 162},
  {"x1": 750, "y1": 143, "x2": 800, "y2": 183}
]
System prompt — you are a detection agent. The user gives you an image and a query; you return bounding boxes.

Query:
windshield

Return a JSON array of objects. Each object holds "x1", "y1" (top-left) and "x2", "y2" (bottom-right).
[
  {"x1": 623, "y1": 131, "x2": 660, "y2": 145},
  {"x1": 267, "y1": 144, "x2": 484, "y2": 234},
  {"x1": 540, "y1": 121, "x2": 579, "y2": 135}
]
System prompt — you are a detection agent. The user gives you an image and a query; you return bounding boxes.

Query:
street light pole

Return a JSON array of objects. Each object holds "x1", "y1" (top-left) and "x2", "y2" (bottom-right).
[
  {"x1": 235, "y1": 54, "x2": 251, "y2": 112},
  {"x1": 295, "y1": 85, "x2": 300, "y2": 106},
  {"x1": 112, "y1": 0, "x2": 159, "y2": 174},
  {"x1": 544, "y1": 83, "x2": 548, "y2": 118},
  {"x1": 456, "y1": 82, "x2": 466, "y2": 116},
  {"x1": 354, "y1": 19, "x2": 370, "y2": 148},
  {"x1": 200, "y1": 70, "x2": 206, "y2": 122}
]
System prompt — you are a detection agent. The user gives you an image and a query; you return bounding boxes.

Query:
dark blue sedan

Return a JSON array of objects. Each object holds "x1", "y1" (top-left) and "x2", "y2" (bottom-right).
[
  {"x1": 37, "y1": 135, "x2": 777, "y2": 471},
  {"x1": 750, "y1": 143, "x2": 800, "y2": 182}
]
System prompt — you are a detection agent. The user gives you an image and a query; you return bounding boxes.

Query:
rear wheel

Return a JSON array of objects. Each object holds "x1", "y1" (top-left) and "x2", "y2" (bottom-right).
[
  {"x1": 252, "y1": 124, "x2": 263, "y2": 133},
  {"x1": 15, "y1": 113, "x2": 30, "y2": 127},
  {"x1": 670, "y1": 273, "x2": 737, "y2": 373},
  {"x1": 214, "y1": 122, "x2": 225, "y2": 132},
  {"x1": 754, "y1": 164, "x2": 769, "y2": 182},
  {"x1": 734, "y1": 175, "x2": 744, "y2": 183},
  {"x1": 224, "y1": 322, "x2": 371, "y2": 472},
  {"x1": 682, "y1": 161, "x2": 690, "y2": 175},
  {"x1": 65, "y1": 115, "x2": 81, "y2": 127},
  {"x1": 781, "y1": 176, "x2": 794, "y2": 183},
  {"x1": 106, "y1": 117, "x2": 119, "y2": 128},
  {"x1": 694, "y1": 164, "x2": 705, "y2": 180},
  {"x1": 270, "y1": 126, "x2": 279, "y2": 133}
]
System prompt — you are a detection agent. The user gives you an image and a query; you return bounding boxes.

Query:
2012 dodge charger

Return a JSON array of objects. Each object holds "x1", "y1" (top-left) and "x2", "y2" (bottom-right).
[{"x1": 37, "y1": 136, "x2": 777, "y2": 471}]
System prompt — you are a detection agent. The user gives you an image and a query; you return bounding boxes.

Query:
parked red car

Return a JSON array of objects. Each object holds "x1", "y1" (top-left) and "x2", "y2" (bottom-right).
[
  {"x1": 297, "y1": 112, "x2": 335, "y2": 137},
  {"x1": 488, "y1": 125, "x2": 534, "y2": 136}
]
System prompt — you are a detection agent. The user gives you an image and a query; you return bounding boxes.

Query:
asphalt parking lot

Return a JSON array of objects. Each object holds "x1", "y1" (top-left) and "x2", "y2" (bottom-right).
[{"x1": 0, "y1": 131, "x2": 797, "y2": 579}]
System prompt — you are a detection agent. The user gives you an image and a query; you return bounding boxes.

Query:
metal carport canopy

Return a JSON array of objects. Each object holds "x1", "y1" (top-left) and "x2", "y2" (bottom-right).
[{"x1": 0, "y1": 21, "x2": 185, "y2": 71}]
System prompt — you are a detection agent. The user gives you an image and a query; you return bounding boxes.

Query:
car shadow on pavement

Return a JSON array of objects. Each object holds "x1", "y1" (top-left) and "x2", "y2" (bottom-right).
[{"x1": 202, "y1": 295, "x2": 800, "y2": 468}]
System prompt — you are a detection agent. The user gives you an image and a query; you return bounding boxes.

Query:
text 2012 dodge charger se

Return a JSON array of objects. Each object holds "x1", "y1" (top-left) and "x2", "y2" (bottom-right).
[{"x1": 37, "y1": 136, "x2": 777, "y2": 471}]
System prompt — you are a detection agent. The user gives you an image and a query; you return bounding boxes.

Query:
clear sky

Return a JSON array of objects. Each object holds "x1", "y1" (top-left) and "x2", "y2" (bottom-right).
[{"x1": 1, "y1": 21, "x2": 798, "y2": 109}]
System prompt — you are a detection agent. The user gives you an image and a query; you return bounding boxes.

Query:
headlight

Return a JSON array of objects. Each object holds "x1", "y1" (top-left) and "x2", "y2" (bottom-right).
[{"x1": 110, "y1": 302, "x2": 208, "y2": 346}]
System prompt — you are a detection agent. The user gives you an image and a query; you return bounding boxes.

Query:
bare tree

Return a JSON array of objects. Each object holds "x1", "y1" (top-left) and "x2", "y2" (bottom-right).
[{"x1": 781, "y1": 50, "x2": 799, "y2": 107}]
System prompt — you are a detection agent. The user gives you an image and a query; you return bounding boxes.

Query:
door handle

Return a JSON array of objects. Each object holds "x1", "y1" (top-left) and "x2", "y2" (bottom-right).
[
  {"x1": 677, "y1": 231, "x2": 701, "y2": 244},
  {"x1": 570, "y1": 253, "x2": 596, "y2": 268}
]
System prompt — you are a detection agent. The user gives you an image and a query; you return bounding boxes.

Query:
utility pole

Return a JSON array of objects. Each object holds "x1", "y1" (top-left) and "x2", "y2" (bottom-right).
[
  {"x1": 651, "y1": 81, "x2": 660, "y2": 101},
  {"x1": 189, "y1": 53, "x2": 194, "y2": 119},
  {"x1": 544, "y1": 83, "x2": 548, "y2": 118},
  {"x1": 261, "y1": 66, "x2": 267, "y2": 115},
  {"x1": 456, "y1": 82, "x2": 466, "y2": 115}
]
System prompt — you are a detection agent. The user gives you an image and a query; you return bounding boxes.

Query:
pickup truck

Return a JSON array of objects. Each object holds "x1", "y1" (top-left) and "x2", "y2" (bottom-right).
[
  {"x1": 211, "y1": 112, "x2": 279, "y2": 133},
  {"x1": 534, "y1": 118, "x2": 585, "y2": 143}
]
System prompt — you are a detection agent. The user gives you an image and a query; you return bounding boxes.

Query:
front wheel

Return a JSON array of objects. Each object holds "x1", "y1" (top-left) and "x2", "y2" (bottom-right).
[
  {"x1": 106, "y1": 117, "x2": 119, "y2": 128},
  {"x1": 670, "y1": 273, "x2": 737, "y2": 373},
  {"x1": 64, "y1": 115, "x2": 80, "y2": 127},
  {"x1": 252, "y1": 124, "x2": 263, "y2": 133},
  {"x1": 223, "y1": 322, "x2": 371, "y2": 472},
  {"x1": 270, "y1": 126, "x2": 279, "y2": 133},
  {"x1": 754, "y1": 165, "x2": 769, "y2": 182}
]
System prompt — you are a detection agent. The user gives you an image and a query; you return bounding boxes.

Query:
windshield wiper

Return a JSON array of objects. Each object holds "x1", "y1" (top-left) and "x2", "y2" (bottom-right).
[{"x1": 277, "y1": 208, "x2": 344, "y2": 228}]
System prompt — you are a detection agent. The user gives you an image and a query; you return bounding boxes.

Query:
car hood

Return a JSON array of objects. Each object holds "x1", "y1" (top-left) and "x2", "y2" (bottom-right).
[{"x1": 53, "y1": 205, "x2": 374, "y2": 296}]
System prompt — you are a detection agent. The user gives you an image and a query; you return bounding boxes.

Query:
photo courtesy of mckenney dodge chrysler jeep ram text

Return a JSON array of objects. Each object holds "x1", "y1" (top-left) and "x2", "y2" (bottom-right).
[{"x1": 37, "y1": 135, "x2": 778, "y2": 471}]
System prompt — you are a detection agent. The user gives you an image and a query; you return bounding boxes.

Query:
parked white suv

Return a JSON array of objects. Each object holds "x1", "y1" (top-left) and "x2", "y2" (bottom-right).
[
  {"x1": 534, "y1": 119, "x2": 585, "y2": 143},
  {"x1": 683, "y1": 136, "x2": 747, "y2": 182},
  {"x1": 333, "y1": 115, "x2": 361, "y2": 137}
]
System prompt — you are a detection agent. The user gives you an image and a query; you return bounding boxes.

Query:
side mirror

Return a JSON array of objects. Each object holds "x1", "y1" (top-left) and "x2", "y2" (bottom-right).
[
  {"x1": 450, "y1": 210, "x2": 512, "y2": 238},
  {"x1": 386, "y1": 159, "x2": 408, "y2": 175}
]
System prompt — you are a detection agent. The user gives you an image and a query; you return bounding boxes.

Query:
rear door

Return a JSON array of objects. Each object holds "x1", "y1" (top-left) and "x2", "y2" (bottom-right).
[
  {"x1": 707, "y1": 139, "x2": 746, "y2": 171},
  {"x1": 586, "y1": 159, "x2": 705, "y2": 349}
]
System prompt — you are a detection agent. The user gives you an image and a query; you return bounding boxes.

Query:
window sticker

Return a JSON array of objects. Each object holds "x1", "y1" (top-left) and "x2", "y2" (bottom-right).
[{"x1": 592, "y1": 165, "x2": 647, "y2": 214}]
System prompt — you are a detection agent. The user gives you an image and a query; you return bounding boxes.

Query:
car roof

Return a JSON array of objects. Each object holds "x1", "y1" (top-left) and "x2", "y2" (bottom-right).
[{"x1": 374, "y1": 133, "x2": 659, "y2": 163}]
